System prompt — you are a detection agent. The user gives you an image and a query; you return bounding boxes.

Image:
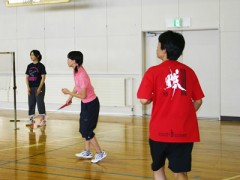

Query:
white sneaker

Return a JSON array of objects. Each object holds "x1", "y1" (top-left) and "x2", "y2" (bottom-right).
[
  {"x1": 91, "y1": 151, "x2": 107, "y2": 163},
  {"x1": 37, "y1": 120, "x2": 46, "y2": 127},
  {"x1": 26, "y1": 118, "x2": 35, "y2": 127},
  {"x1": 75, "y1": 150, "x2": 93, "y2": 159}
]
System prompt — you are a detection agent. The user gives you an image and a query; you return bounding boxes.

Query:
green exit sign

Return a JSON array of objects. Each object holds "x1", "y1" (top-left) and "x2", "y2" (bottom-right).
[{"x1": 174, "y1": 18, "x2": 182, "y2": 27}]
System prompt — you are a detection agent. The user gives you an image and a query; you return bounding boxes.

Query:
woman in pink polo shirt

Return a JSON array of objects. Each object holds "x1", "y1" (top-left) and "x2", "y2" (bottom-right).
[{"x1": 62, "y1": 51, "x2": 107, "y2": 163}]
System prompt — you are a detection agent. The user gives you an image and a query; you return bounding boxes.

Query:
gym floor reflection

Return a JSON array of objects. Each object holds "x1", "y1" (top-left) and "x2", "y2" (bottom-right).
[{"x1": 0, "y1": 110, "x2": 240, "y2": 180}]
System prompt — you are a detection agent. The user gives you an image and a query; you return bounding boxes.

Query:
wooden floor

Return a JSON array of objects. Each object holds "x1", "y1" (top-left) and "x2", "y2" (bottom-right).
[{"x1": 0, "y1": 110, "x2": 240, "y2": 180}]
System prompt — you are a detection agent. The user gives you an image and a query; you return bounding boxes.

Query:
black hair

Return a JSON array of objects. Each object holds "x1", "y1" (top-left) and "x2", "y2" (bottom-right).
[
  {"x1": 30, "y1": 50, "x2": 42, "y2": 61},
  {"x1": 67, "y1": 51, "x2": 83, "y2": 73},
  {"x1": 158, "y1": 30, "x2": 185, "y2": 60}
]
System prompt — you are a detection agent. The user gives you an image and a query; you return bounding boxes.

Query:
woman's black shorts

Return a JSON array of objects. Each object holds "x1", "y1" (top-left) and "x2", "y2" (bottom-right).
[{"x1": 79, "y1": 97, "x2": 100, "y2": 140}]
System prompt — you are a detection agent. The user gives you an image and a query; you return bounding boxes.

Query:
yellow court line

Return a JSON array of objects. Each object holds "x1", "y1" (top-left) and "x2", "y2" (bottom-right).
[
  {"x1": 0, "y1": 126, "x2": 144, "y2": 152},
  {"x1": 222, "y1": 175, "x2": 240, "y2": 180}
]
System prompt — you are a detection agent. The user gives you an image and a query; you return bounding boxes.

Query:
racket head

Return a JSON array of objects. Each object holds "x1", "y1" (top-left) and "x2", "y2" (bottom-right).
[{"x1": 58, "y1": 100, "x2": 72, "y2": 110}]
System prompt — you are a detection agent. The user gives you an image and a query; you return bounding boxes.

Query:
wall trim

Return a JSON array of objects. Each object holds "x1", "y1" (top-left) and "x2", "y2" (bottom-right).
[{"x1": 220, "y1": 116, "x2": 240, "y2": 121}]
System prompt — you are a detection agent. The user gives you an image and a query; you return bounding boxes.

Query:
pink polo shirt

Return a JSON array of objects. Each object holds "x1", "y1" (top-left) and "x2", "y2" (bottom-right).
[{"x1": 74, "y1": 66, "x2": 96, "y2": 103}]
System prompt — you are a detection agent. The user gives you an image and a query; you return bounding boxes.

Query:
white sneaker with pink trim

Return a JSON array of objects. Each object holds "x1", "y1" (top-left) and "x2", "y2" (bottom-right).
[{"x1": 37, "y1": 120, "x2": 46, "y2": 127}]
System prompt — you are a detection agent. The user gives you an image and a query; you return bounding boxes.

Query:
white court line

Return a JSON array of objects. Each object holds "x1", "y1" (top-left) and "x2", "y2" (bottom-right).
[
  {"x1": 222, "y1": 175, "x2": 240, "y2": 180},
  {"x1": 0, "y1": 126, "x2": 145, "y2": 152}
]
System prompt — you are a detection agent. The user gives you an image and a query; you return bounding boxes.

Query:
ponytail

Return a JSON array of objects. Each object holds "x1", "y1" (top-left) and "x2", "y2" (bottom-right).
[{"x1": 74, "y1": 66, "x2": 78, "y2": 73}]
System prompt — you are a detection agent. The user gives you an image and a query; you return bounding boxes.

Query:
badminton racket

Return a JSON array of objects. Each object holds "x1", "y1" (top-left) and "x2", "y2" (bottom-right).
[{"x1": 58, "y1": 100, "x2": 72, "y2": 110}]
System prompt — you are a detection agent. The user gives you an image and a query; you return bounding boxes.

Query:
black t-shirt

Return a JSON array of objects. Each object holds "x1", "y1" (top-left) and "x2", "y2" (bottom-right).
[{"x1": 25, "y1": 62, "x2": 47, "y2": 87}]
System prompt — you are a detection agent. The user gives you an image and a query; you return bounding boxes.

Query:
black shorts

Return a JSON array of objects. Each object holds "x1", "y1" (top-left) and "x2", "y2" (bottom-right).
[
  {"x1": 149, "y1": 139, "x2": 193, "y2": 173},
  {"x1": 79, "y1": 97, "x2": 100, "y2": 140}
]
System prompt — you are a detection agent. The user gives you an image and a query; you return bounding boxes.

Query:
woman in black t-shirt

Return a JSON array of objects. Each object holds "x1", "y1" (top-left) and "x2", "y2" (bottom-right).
[{"x1": 25, "y1": 50, "x2": 47, "y2": 127}]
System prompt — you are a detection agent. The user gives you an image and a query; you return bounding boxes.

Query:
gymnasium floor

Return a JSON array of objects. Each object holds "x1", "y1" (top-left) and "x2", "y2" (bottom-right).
[{"x1": 0, "y1": 110, "x2": 240, "y2": 180}]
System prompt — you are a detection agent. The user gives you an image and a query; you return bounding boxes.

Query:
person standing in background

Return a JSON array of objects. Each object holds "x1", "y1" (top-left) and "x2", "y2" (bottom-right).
[{"x1": 25, "y1": 50, "x2": 47, "y2": 127}]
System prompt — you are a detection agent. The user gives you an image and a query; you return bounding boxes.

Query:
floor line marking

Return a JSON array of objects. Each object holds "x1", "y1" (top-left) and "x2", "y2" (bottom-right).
[
  {"x1": 222, "y1": 175, "x2": 240, "y2": 180},
  {"x1": 0, "y1": 126, "x2": 146, "y2": 152},
  {"x1": 0, "y1": 164, "x2": 152, "y2": 179}
]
